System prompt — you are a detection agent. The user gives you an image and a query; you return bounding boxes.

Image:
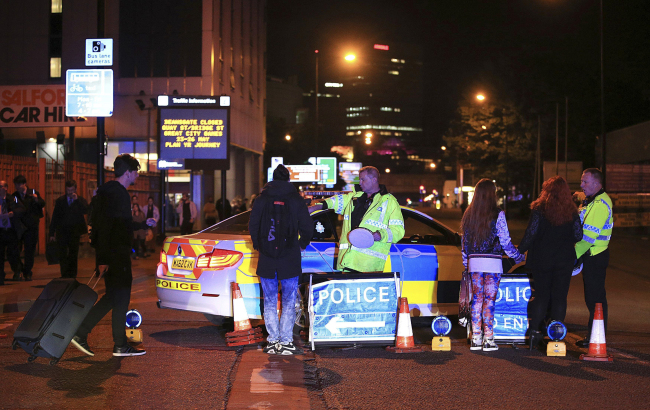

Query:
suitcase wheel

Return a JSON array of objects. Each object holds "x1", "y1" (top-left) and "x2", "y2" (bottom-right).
[
  {"x1": 28, "y1": 356, "x2": 37, "y2": 363},
  {"x1": 49, "y1": 358, "x2": 59, "y2": 366}
]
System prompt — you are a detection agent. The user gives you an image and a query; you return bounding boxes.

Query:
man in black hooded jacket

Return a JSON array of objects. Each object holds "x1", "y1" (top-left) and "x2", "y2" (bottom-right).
[{"x1": 249, "y1": 165, "x2": 313, "y2": 355}]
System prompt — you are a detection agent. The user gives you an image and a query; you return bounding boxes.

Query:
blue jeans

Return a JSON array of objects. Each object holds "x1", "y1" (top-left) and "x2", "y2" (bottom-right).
[{"x1": 259, "y1": 274, "x2": 299, "y2": 345}]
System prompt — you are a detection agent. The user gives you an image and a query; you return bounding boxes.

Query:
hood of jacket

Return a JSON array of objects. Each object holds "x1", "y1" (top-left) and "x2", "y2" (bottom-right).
[{"x1": 260, "y1": 180, "x2": 297, "y2": 198}]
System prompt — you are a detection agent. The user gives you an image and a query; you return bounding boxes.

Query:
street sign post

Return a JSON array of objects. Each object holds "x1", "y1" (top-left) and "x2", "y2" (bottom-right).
[
  {"x1": 309, "y1": 273, "x2": 399, "y2": 349},
  {"x1": 65, "y1": 69, "x2": 113, "y2": 117}
]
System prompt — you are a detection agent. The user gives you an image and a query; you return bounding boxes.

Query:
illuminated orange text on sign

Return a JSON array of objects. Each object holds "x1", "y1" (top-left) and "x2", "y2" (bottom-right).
[{"x1": 156, "y1": 279, "x2": 201, "y2": 292}]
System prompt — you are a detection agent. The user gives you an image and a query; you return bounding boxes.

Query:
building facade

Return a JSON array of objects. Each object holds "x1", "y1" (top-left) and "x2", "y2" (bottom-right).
[{"x1": 0, "y1": 0, "x2": 266, "y2": 220}]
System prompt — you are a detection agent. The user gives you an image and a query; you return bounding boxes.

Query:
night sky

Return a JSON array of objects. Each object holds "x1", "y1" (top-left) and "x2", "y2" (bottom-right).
[{"x1": 266, "y1": 0, "x2": 650, "y2": 163}]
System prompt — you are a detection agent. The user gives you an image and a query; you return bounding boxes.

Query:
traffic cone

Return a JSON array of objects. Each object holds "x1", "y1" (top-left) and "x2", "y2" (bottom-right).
[
  {"x1": 386, "y1": 297, "x2": 423, "y2": 353},
  {"x1": 226, "y1": 282, "x2": 264, "y2": 346},
  {"x1": 580, "y1": 303, "x2": 613, "y2": 362}
]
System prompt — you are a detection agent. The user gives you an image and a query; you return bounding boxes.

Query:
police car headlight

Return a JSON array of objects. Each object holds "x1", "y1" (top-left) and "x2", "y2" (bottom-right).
[
  {"x1": 126, "y1": 309, "x2": 143, "y2": 329},
  {"x1": 432, "y1": 315, "x2": 452, "y2": 336},
  {"x1": 546, "y1": 320, "x2": 567, "y2": 341}
]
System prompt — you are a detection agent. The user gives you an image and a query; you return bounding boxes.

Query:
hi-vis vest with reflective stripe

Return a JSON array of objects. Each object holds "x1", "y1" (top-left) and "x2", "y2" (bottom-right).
[
  {"x1": 576, "y1": 191, "x2": 613, "y2": 258},
  {"x1": 325, "y1": 190, "x2": 405, "y2": 272}
]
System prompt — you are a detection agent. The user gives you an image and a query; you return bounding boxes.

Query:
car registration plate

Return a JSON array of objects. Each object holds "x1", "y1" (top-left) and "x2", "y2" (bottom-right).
[{"x1": 172, "y1": 257, "x2": 195, "y2": 270}]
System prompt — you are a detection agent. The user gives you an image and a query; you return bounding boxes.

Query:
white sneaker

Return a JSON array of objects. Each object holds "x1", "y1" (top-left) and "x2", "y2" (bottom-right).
[
  {"x1": 483, "y1": 338, "x2": 498, "y2": 352},
  {"x1": 470, "y1": 336, "x2": 482, "y2": 351}
]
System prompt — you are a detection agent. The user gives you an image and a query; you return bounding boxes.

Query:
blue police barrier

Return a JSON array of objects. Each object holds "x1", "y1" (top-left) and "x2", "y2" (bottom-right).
[
  {"x1": 309, "y1": 273, "x2": 399, "y2": 349},
  {"x1": 493, "y1": 275, "x2": 531, "y2": 342}
]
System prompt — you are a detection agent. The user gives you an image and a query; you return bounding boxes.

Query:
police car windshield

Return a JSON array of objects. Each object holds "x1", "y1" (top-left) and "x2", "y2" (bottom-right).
[{"x1": 202, "y1": 211, "x2": 251, "y2": 235}]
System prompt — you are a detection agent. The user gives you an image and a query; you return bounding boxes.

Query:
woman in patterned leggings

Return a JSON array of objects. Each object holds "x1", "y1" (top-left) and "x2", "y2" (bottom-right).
[{"x1": 461, "y1": 179, "x2": 525, "y2": 352}]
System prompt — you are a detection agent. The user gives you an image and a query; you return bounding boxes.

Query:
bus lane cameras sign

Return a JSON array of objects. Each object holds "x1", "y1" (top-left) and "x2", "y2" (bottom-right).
[{"x1": 85, "y1": 38, "x2": 113, "y2": 66}]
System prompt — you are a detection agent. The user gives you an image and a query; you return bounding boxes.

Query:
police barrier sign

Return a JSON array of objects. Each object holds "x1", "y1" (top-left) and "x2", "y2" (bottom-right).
[
  {"x1": 493, "y1": 276, "x2": 531, "y2": 341},
  {"x1": 309, "y1": 277, "x2": 399, "y2": 346}
]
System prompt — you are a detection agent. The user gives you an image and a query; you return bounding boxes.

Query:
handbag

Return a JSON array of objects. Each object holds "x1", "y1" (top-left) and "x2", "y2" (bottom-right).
[
  {"x1": 458, "y1": 269, "x2": 472, "y2": 327},
  {"x1": 46, "y1": 241, "x2": 59, "y2": 265}
]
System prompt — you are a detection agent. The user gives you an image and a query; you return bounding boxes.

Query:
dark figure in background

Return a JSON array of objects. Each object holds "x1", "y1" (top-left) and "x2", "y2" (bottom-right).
[
  {"x1": 70, "y1": 154, "x2": 155, "y2": 358},
  {"x1": 203, "y1": 195, "x2": 217, "y2": 227},
  {"x1": 49, "y1": 180, "x2": 89, "y2": 278},
  {"x1": 176, "y1": 193, "x2": 197, "y2": 235},
  {"x1": 12, "y1": 175, "x2": 45, "y2": 281},
  {"x1": 518, "y1": 176, "x2": 582, "y2": 350},
  {"x1": 216, "y1": 197, "x2": 232, "y2": 221},
  {"x1": 142, "y1": 196, "x2": 160, "y2": 252},
  {"x1": 0, "y1": 180, "x2": 23, "y2": 285},
  {"x1": 132, "y1": 203, "x2": 147, "y2": 259}
]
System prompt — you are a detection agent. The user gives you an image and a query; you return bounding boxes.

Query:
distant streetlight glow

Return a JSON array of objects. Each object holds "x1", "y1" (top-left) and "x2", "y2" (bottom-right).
[
  {"x1": 365, "y1": 138, "x2": 371, "y2": 145},
  {"x1": 285, "y1": 134, "x2": 291, "y2": 141},
  {"x1": 365, "y1": 132, "x2": 373, "y2": 138},
  {"x1": 345, "y1": 54, "x2": 356, "y2": 62},
  {"x1": 385, "y1": 168, "x2": 391, "y2": 173},
  {"x1": 429, "y1": 163, "x2": 436, "y2": 169},
  {"x1": 482, "y1": 125, "x2": 487, "y2": 129},
  {"x1": 476, "y1": 94, "x2": 486, "y2": 101},
  {"x1": 441, "y1": 146, "x2": 446, "y2": 151}
]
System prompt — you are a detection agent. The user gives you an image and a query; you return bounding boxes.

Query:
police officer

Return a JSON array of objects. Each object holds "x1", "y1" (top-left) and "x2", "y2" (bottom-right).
[
  {"x1": 12, "y1": 175, "x2": 45, "y2": 281},
  {"x1": 308, "y1": 166, "x2": 404, "y2": 272},
  {"x1": 575, "y1": 168, "x2": 613, "y2": 348}
]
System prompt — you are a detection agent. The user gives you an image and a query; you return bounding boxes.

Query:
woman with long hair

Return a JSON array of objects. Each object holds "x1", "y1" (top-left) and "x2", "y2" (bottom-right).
[
  {"x1": 461, "y1": 178, "x2": 524, "y2": 351},
  {"x1": 132, "y1": 203, "x2": 147, "y2": 259},
  {"x1": 519, "y1": 176, "x2": 582, "y2": 349}
]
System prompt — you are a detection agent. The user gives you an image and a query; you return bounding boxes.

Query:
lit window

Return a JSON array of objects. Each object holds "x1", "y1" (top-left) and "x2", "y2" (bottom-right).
[
  {"x1": 388, "y1": 71, "x2": 399, "y2": 75},
  {"x1": 394, "y1": 108, "x2": 401, "y2": 112},
  {"x1": 50, "y1": 57, "x2": 61, "y2": 78},
  {"x1": 401, "y1": 59, "x2": 405, "y2": 64},
  {"x1": 325, "y1": 82, "x2": 343, "y2": 88},
  {"x1": 380, "y1": 107, "x2": 392, "y2": 111},
  {"x1": 346, "y1": 132, "x2": 355, "y2": 136},
  {"x1": 391, "y1": 58, "x2": 399, "y2": 63},
  {"x1": 51, "y1": 0, "x2": 62, "y2": 13}
]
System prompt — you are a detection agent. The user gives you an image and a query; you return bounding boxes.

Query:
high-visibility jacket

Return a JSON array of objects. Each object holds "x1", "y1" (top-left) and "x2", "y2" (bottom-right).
[
  {"x1": 576, "y1": 191, "x2": 613, "y2": 258},
  {"x1": 324, "y1": 186, "x2": 404, "y2": 272}
]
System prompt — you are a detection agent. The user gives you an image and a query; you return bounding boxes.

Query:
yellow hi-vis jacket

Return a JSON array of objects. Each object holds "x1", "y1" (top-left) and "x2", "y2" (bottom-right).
[
  {"x1": 576, "y1": 191, "x2": 613, "y2": 258},
  {"x1": 324, "y1": 186, "x2": 405, "y2": 272}
]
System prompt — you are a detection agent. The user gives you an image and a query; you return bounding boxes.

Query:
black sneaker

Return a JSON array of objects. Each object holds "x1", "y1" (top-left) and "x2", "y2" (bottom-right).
[
  {"x1": 576, "y1": 338, "x2": 590, "y2": 348},
  {"x1": 263, "y1": 342, "x2": 281, "y2": 355},
  {"x1": 12, "y1": 273, "x2": 21, "y2": 281},
  {"x1": 277, "y1": 342, "x2": 303, "y2": 355},
  {"x1": 70, "y1": 336, "x2": 95, "y2": 356},
  {"x1": 113, "y1": 344, "x2": 146, "y2": 357}
]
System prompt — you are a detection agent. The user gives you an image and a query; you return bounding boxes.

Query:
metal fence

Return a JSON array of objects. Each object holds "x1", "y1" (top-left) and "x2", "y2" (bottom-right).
[{"x1": 1, "y1": 155, "x2": 160, "y2": 254}]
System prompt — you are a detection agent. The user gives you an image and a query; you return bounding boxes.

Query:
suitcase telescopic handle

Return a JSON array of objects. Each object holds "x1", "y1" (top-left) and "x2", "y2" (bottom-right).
[{"x1": 87, "y1": 269, "x2": 104, "y2": 289}]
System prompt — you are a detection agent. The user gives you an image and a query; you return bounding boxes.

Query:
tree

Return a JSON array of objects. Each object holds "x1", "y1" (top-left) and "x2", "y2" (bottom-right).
[{"x1": 443, "y1": 99, "x2": 536, "y2": 200}]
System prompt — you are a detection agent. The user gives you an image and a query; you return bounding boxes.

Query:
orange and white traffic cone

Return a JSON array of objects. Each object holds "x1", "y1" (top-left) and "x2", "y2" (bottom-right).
[
  {"x1": 580, "y1": 303, "x2": 613, "y2": 362},
  {"x1": 226, "y1": 282, "x2": 264, "y2": 346},
  {"x1": 386, "y1": 297, "x2": 423, "y2": 353}
]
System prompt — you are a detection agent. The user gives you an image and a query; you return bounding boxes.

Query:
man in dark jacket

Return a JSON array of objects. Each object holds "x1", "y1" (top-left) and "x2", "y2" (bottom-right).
[
  {"x1": 49, "y1": 180, "x2": 89, "y2": 278},
  {"x1": 12, "y1": 175, "x2": 45, "y2": 281},
  {"x1": 0, "y1": 180, "x2": 23, "y2": 285},
  {"x1": 70, "y1": 154, "x2": 155, "y2": 357},
  {"x1": 248, "y1": 165, "x2": 313, "y2": 355}
]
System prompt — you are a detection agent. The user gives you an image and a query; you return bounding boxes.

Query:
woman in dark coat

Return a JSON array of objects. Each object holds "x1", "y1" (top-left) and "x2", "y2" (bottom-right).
[{"x1": 518, "y1": 176, "x2": 582, "y2": 349}]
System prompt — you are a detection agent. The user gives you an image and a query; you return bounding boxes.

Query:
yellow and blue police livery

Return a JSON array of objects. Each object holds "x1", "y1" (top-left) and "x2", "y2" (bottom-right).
[{"x1": 156, "y1": 206, "x2": 463, "y2": 323}]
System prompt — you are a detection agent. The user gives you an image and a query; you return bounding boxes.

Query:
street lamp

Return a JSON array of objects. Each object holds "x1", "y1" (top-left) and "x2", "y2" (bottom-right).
[
  {"x1": 285, "y1": 134, "x2": 291, "y2": 141},
  {"x1": 476, "y1": 94, "x2": 486, "y2": 101},
  {"x1": 345, "y1": 53, "x2": 356, "y2": 62}
]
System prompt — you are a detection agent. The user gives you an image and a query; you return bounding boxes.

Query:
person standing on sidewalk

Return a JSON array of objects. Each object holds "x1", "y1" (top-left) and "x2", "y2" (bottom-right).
[
  {"x1": 49, "y1": 180, "x2": 89, "y2": 278},
  {"x1": 176, "y1": 193, "x2": 197, "y2": 235},
  {"x1": 70, "y1": 154, "x2": 156, "y2": 357},
  {"x1": 11, "y1": 175, "x2": 45, "y2": 281},
  {"x1": 575, "y1": 168, "x2": 613, "y2": 348},
  {"x1": 461, "y1": 178, "x2": 524, "y2": 352},
  {"x1": 142, "y1": 196, "x2": 160, "y2": 252},
  {"x1": 249, "y1": 165, "x2": 313, "y2": 355},
  {"x1": 0, "y1": 180, "x2": 23, "y2": 285}
]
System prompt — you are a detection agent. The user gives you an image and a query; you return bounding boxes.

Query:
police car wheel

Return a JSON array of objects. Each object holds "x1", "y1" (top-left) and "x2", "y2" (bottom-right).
[{"x1": 294, "y1": 289, "x2": 308, "y2": 328}]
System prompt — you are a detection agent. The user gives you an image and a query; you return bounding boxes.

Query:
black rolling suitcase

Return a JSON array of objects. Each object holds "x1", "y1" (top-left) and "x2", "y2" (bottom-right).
[{"x1": 13, "y1": 276, "x2": 99, "y2": 365}]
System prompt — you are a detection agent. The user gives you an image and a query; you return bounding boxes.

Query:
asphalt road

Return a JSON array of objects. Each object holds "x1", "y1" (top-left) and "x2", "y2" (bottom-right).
[{"x1": 1, "y1": 213, "x2": 649, "y2": 409}]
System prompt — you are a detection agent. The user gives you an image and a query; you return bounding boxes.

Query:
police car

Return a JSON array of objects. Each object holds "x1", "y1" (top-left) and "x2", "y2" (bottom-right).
[{"x1": 156, "y1": 207, "x2": 463, "y2": 323}]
